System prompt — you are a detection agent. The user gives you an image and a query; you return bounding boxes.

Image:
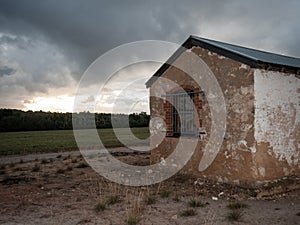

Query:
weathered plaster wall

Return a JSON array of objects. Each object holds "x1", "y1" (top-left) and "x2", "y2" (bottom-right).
[
  {"x1": 253, "y1": 70, "x2": 300, "y2": 177},
  {"x1": 150, "y1": 46, "x2": 259, "y2": 186},
  {"x1": 150, "y1": 45, "x2": 300, "y2": 186}
]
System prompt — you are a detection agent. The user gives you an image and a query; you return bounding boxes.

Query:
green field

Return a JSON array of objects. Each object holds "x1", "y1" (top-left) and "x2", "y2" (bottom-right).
[{"x1": 0, "y1": 127, "x2": 150, "y2": 155}]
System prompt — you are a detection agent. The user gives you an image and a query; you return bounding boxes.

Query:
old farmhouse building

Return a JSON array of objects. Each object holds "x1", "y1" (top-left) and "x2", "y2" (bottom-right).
[{"x1": 146, "y1": 35, "x2": 300, "y2": 186}]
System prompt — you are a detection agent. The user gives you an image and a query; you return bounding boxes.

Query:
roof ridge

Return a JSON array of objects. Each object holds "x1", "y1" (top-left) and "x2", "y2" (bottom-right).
[
  {"x1": 145, "y1": 35, "x2": 300, "y2": 88},
  {"x1": 190, "y1": 35, "x2": 300, "y2": 61}
]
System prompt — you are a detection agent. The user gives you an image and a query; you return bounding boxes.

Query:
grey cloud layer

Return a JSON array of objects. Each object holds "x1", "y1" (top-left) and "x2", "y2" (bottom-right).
[{"x1": 0, "y1": 0, "x2": 299, "y2": 110}]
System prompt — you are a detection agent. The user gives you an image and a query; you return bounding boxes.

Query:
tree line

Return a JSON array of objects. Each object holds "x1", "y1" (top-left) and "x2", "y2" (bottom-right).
[{"x1": 0, "y1": 109, "x2": 150, "y2": 132}]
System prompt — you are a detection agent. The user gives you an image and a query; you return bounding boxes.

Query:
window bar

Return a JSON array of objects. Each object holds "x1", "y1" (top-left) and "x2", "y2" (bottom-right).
[
  {"x1": 176, "y1": 94, "x2": 178, "y2": 134},
  {"x1": 173, "y1": 95, "x2": 176, "y2": 135},
  {"x1": 182, "y1": 94, "x2": 184, "y2": 134},
  {"x1": 163, "y1": 90, "x2": 201, "y2": 136},
  {"x1": 172, "y1": 95, "x2": 174, "y2": 134}
]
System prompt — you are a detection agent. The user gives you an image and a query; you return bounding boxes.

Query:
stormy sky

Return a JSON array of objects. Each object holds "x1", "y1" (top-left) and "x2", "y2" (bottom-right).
[{"x1": 0, "y1": 0, "x2": 299, "y2": 112}]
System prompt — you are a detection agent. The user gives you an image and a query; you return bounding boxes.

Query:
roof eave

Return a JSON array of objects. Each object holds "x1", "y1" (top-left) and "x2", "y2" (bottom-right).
[
  {"x1": 145, "y1": 36, "x2": 193, "y2": 88},
  {"x1": 145, "y1": 35, "x2": 260, "y2": 88},
  {"x1": 145, "y1": 36, "x2": 300, "y2": 88}
]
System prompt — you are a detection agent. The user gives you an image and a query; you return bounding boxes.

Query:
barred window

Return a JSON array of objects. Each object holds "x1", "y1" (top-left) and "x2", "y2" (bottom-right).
[{"x1": 164, "y1": 89, "x2": 203, "y2": 137}]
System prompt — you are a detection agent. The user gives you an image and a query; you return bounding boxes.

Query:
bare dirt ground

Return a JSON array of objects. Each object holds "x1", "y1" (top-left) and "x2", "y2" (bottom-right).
[{"x1": 0, "y1": 153, "x2": 299, "y2": 225}]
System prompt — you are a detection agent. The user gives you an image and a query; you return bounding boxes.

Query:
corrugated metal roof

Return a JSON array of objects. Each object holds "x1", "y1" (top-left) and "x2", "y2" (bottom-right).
[
  {"x1": 145, "y1": 35, "x2": 300, "y2": 88},
  {"x1": 191, "y1": 36, "x2": 300, "y2": 68}
]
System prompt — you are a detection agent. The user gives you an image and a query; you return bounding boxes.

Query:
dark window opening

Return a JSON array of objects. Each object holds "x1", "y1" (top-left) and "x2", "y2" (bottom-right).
[{"x1": 164, "y1": 89, "x2": 203, "y2": 137}]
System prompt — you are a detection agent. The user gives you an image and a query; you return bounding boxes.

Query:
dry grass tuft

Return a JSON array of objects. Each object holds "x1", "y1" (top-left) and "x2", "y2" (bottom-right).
[
  {"x1": 144, "y1": 186, "x2": 156, "y2": 205},
  {"x1": 180, "y1": 208, "x2": 196, "y2": 217},
  {"x1": 188, "y1": 197, "x2": 207, "y2": 208},
  {"x1": 125, "y1": 189, "x2": 144, "y2": 225},
  {"x1": 75, "y1": 163, "x2": 89, "y2": 168},
  {"x1": 106, "y1": 183, "x2": 122, "y2": 205},
  {"x1": 227, "y1": 202, "x2": 248, "y2": 210},
  {"x1": 145, "y1": 194, "x2": 156, "y2": 205},
  {"x1": 160, "y1": 189, "x2": 171, "y2": 198},
  {"x1": 94, "y1": 201, "x2": 106, "y2": 212},
  {"x1": 106, "y1": 195, "x2": 121, "y2": 205},
  {"x1": 227, "y1": 209, "x2": 243, "y2": 221}
]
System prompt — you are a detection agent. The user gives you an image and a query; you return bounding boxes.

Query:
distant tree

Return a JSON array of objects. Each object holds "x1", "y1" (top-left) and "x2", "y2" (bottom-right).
[{"x1": 0, "y1": 109, "x2": 150, "y2": 132}]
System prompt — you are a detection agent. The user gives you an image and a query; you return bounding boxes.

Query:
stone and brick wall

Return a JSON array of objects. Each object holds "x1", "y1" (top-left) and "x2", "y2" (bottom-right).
[{"x1": 149, "y1": 46, "x2": 299, "y2": 187}]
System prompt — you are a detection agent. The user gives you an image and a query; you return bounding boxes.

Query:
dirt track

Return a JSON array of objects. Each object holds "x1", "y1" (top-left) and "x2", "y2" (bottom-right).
[{"x1": 0, "y1": 146, "x2": 150, "y2": 165}]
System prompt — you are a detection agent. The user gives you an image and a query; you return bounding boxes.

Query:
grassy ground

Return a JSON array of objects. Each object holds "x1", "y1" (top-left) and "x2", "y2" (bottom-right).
[{"x1": 0, "y1": 127, "x2": 149, "y2": 155}]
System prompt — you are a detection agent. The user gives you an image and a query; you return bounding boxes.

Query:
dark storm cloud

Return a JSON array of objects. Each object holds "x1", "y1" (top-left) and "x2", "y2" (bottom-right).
[
  {"x1": 1, "y1": 0, "x2": 300, "y2": 70},
  {"x1": 0, "y1": 0, "x2": 173, "y2": 73},
  {"x1": 0, "y1": 66, "x2": 16, "y2": 77},
  {"x1": 0, "y1": 32, "x2": 75, "y2": 95},
  {"x1": 0, "y1": 0, "x2": 299, "y2": 110}
]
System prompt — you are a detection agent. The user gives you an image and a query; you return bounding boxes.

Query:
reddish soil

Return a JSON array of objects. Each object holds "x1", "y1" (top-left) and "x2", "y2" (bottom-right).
[{"x1": 0, "y1": 154, "x2": 299, "y2": 225}]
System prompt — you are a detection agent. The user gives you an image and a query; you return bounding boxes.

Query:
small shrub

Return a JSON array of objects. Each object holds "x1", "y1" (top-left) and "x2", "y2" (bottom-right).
[
  {"x1": 31, "y1": 164, "x2": 40, "y2": 172},
  {"x1": 0, "y1": 165, "x2": 5, "y2": 170},
  {"x1": 188, "y1": 198, "x2": 206, "y2": 208},
  {"x1": 75, "y1": 163, "x2": 89, "y2": 168},
  {"x1": 10, "y1": 163, "x2": 16, "y2": 168},
  {"x1": 227, "y1": 209, "x2": 243, "y2": 221},
  {"x1": 0, "y1": 169, "x2": 6, "y2": 175},
  {"x1": 160, "y1": 190, "x2": 171, "y2": 198},
  {"x1": 126, "y1": 214, "x2": 139, "y2": 225},
  {"x1": 145, "y1": 195, "x2": 156, "y2": 205},
  {"x1": 106, "y1": 195, "x2": 121, "y2": 205},
  {"x1": 227, "y1": 202, "x2": 248, "y2": 210},
  {"x1": 180, "y1": 209, "x2": 196, "y2": 217},
  {"x1": 94, "y1": 202, "x2": 106, "y2": 212}
]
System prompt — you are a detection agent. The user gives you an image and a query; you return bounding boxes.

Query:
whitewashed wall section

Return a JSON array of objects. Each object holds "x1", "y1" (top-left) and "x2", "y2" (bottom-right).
[{"x1": 254, "y1": 69, "x2": 300, "y2": 166}]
